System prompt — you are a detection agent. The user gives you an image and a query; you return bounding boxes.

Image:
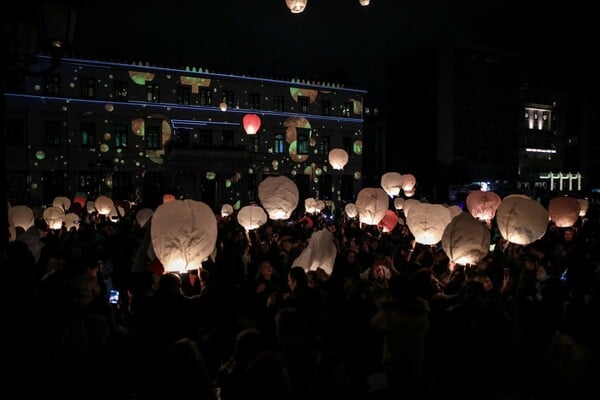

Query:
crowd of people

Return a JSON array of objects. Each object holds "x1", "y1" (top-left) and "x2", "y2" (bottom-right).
[{"x1": 2, "y1": 200, "x2": 600, "y2": 399}]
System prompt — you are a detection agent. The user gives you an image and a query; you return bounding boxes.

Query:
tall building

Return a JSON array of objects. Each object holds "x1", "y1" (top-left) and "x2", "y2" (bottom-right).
[
  {"x1": 3, "y1": 54, "x2": 366, "y2": 211},
  {"x1": 385, "y1": 41, "x2": 586, "y2": 202}
]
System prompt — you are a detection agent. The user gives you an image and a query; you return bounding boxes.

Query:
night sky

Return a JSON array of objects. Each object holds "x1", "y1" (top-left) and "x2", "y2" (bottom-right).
[{"x1": 41, "y1": 1, "x2": 600, "y2": 104}]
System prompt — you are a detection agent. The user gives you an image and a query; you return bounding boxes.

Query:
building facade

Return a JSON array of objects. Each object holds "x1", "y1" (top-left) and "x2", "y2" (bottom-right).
[{"x1": 3, "y1": 54, "x2": 366, "y2": 211}]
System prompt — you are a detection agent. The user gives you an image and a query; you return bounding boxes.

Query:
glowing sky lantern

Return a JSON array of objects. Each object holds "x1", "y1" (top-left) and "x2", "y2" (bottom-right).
[
  {"x1": 578, "y1": 198, "x2": 589, "y2": 217},
  {"x1": 378, "y1": 209, "x2": 399, "y2": 233},
  {"x1": 447, "y1": 205, "x2": 463, "y2": 219},
  {"x1": 548, "y1": 196, "x2": 580, "y2": 228},
  {"x1": 359, "y1": 0, "x2": 370, "y2": 5},
  {"x1": 163, "y1": 194, "x2": 176, "y2": 203},
  {"x1": 237, "y1": 205, "x2": 268, "y2": 231},
  {"x1": 258, "y1": 175, "x2": 299, "y2": 220},
  {"x1": 8, "y1": 205, "x2": 34, "y2": 231},
  {"x1": 442, "y1": 213, "x2": 491, "y2": 266},
  {"x1": 73, "y1": 192, "x2": 87, "y2": 208},
  {"x1": 151, "y1": 199, "x2": 218, "y2": 272},
  {"x1": 286, "y1": 0, "x2": 308, "y2": 14},
  {"x1": 108, "y1": 205, "x2": 125, "y2": 223},
  {"x1": 135, "y1": 208, "x2": 154, "y2": 228},
  {"x1": 393, "y1": 197, "x2": 404, "y2": 210},
  {"x1": 94, "y1": 195, "x2": 114, "y2": 216},
  {"x1": 496, "y1": 194, "x2": 549, "y2": 245},
  {"x1": 345, "y1": 203, "x2": 358, "y2": 218},
  {"x1": 314, "y1": 200, "x2": 326, "y2": 213},
  {"x1": 242, "y1": 114, "x2": 261, "y2": 135},
  {"x1": 292, "y1": 228, "x2": 337, "y2": 275},
  {"x1": 305, "y1": 197, "x2": 317, "y2": 214},
  {"x1": 221, "y1": 204, "x2": 234, "y2": 217},
  {"x1": 219, "y1": 101, "x2": 227, "y2": 111},
  {"x1": 64, "y1": 213, "x2": 81, "y2": 231},
  {"x1": 466, "y1": 190, "x2": 502, "y2": 222},
  {"x1": 328, "y1": 148, "x2": 349, "y2": 170},
  {"x1": 402, "y1": 199, "x2": 420, "y2": 218},
  {"x1": 52, "y1": 196, "x2": 71, "y2": 211},
  {"x1": 356, "y1": 187, "x2": 388, "y2": 225},
  {"x1": 381, "y1": 172, "x2": 404, "y2": 198},
  {"x1": 404, "y1": 188, "x2": 416, "y2": 198},
  {"x1": 43, "y1": 207, "x2": 65, "y2": 230},
  {"x1": 401, "y1": 174, "x2": 416, "y2": 192},
  {"x1": 406, "y1": 203, "x2": 452, "y2": 245}
]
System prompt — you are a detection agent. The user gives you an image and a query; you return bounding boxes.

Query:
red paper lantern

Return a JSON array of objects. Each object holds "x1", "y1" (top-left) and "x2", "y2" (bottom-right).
[{"x1": 243, "y1": 113, "x2": 261, "y2": 135}]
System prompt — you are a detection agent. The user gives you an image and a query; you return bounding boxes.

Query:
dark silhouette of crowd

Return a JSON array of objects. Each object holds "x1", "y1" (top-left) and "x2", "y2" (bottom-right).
[{"x1": 2, "y1": 202, "x2": 600, "y2": 399}]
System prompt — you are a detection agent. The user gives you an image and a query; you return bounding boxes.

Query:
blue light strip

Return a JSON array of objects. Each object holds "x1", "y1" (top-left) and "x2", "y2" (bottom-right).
[
  {"x1": 36, "y1": 55, "x2": 368, "y2": 95},
  {"x1": 171, "y1": 119, "x2": 239, "y2": 127},
  {"x1": 5, "y1": 93, "x2": 364, "y2": 124}
]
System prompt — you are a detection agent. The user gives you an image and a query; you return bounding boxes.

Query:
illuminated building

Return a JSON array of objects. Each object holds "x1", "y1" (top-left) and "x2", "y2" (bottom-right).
[{"x1": 3, "y1": 54, "x2": 365, "y2": 210}]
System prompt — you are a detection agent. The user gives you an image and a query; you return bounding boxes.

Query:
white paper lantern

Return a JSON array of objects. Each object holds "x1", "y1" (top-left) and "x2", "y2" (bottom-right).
[
  {"x1": 548, "y1": 196, "x2": 580, "y2": 228},
  {"x1": 406, "y1": 203, "x2": 452, "y2": 245},
  {"x1": 393, "y1": 197, "x2": 404, "y2": 210},
  {"x1": 356, "y1": 187, "x2": 388, "y2": 225},
  {"x1": 151, "y1": 199, "x2": 218, "y2": 272},
  {"x1": 578, "y1": 198, "x2": 589, "y2": 217},
  {"x1": 466, "y1": 190, "x2": 502, "y2": 222},
  {"x1": 328, "y1": 148, "x2": 349, "y2": 170},
  {"x1": 8, "y1": 205, "x2": 35, "y2": 231},
  {"x1": 292, "y1": 228, "x2": 337, "y2": 275},
  {"x1": 136, "y1": 208, "x2": 154, "y2": 228},
  {"x1": 442, "y1": 213, "x2": 490, "y2": 265},
  {"x1": 403, "y1": 199, "x2": 421, "y2": 218},
  {"x1": 404, "y1": 188, "x2": 416, "y2": 198},
  {"x1": 94, "y1": 196, "x2": 114, "y2": 216},
  {"x1": 221, "y1": 204, "x2": 234, "y2": 217},
  {"x1": 237, "y1": 205, "x2": 268, "y2": 231},
  {"x1": 108, "y1": 205, "x2": 125, "y2": 223},
  {"x1": 345, "y1": 203, "x2": 358, "y2": 218},
  {"x1": 359, "y1": 0, "x2": 370, "y2": 5},
  {"x1": 380, "y1": 172, "x2": 404, "y2": 198},
  {"x1": 52, "y1": 196, "x2": 71, "y2": 211},
  {"x1": 447, "y1": 205, "x2": 463, "y2": 219},
  {"x1": 258, "y1": 175, "x2": 299, "y2": 220},
  {"x1": 86, "y1": 200, "x2": 96, "y2": 214},
  {"x1": 286, "y1": 0, "x2": 307, "y2": 14},
  {"x1": 314, "y1": 200, "x2": 326, "y2": 213},
  {"x1": 496, "y1": 194, "x2": 549, "y2": 245},
  {"x1": 305, "y1": 197, "x2": 317, "y2": 214},
  {"x1": 401, "y1": 174, "x2": 416, "y2": 192},
  {"x1": 43, "y1": 207, "x2": 65, "y2": 230},
  {"x1": 64, "y1": 212, "x2": 81, "y2": 231}
]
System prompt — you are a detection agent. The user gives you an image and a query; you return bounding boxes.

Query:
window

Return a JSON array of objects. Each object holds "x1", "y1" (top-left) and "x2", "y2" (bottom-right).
[
  {"x1": 81, "y1": 122, "x2": 95, "y2": 146},
  {"x1": 177, "y1": 85, "x2": 191, "y2": 105},
  {"x1": 297, "y1": 128, "x2": 309, "y2": 154},
  {"x1": 342, "y1": 102, "x2": 352, "y2": 117},
  {"x1": 146, "y1": 125, "x2": 161, "y2": 149},
  {"x1": 320, "y1": 136, "x2": 330, "y2": 155},
  {"x1": 298, "y1": 96, "x2": 309, "y2": 113},
  {"x1": 274, "y1": 96, "x2": 284, "y2": 112},
  {"x1": 112, "y1": 171, "x2": 132, "y2": 200},
  {"x1": 146, "y1": 82, "x2": 160, "y2": 102},
  {"x1": 198, "y1": 129, "x2": 212, "y2": 148},
  {"x1": 343, "y1": 136, "x2": 352, "y2": 154},
  {"x1": 321, "y1": 100, "x2": 331, "y2": 116},
  {"x1": 274, "y1": 134, "x2": 285, "y2": 154},
  {"x1": 45, "y1": 120, "x2": 61, "y2": 145},
  {"x1": 80, "y1": 78, "x2": 95, "y2": 98},
  {"x1": 45, "y1": 75, "x2": 60, "y2": 95},
  {"x1": 223, "y1": 90, "x2": 235, "y2": 108},
  {"x1": 249, "y1": 92, "x2": 260, "y2": 109},
  {"x1": 114, "y1": 80, "x2": 128, "y2": 101},
  {"x1": 114, "y1": 123, "x2": 128, "y2": 148},
  {"x1": 174, "y1": 128, "x2": 191, "y2": 148},
  {"x1": 199, "y1": 88, "x2": 212, "y2": 106},
  {"x1": 222, "y1": 130, "x2": 234, "y2": 148},
  {"x1": 249, "y1": 137, "x2": 260, "y2": 153},
  {"x1": 5, "y1": 118, "x2": 24, "y2": 145}
]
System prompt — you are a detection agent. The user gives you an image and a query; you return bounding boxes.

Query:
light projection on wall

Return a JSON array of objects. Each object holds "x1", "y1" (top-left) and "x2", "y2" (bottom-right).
[
  {"x1": 290, "y1": 87, "x2": 318, "y2": 103},
  {"x1": 105, "y1": 104, "x2": 114, "y2": 112},
  {"x1": 132, "y1": 118, "x2": 145, "y2": 137},
  {"x1": 180, "y1": 76, "x2": 211, "y2": 93},
  {"x1": 349, "y1": 99, "x2": 363, "y2": 115},
  {"x1": 36, "y1": 151, "x2": 46, "y2": 160},
  {"x1": 353, "y1": 140, "x2": 363, "y2": 155},
  {"x1": 128, "y1": 71, "x2": 155, "y2": 85}
]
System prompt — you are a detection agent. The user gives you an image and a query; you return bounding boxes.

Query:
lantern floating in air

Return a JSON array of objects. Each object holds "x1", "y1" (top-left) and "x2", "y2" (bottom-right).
[
  {"x1": 258, "y1": 175, "x2": 299, "y2": 220},
  {"x1": 163, "y1": 194, "x2": 176, "y2": 204},
  {"x1": 328, "y1": 148, "x2": 349, "y2": 170},
  {"x1": 548, "y1": 196, "x2": 580, "y2": 228},
  {"x1": 94, "y1": 196, "x2": 114, "y2": 216},
  {"x1": 466, "y1": 190, "x2": 502, "y2": 222},
  {"x1": 8, "y1": 205, "x2": 35, "y2": 231},
  {"x1": 356, "y1": 187, "x2": 388, "y2": 225},
  {"x1": 406, "y1": 203, "x2": 452, "y2": 245},
  {"x1": 378, "y1": 209, "x2": 399, "y2": 233},
  {"x1": 495, "y1": 194, "x2": 548, "y2": 245},
  {"x1": 442, "y1": 213, "x2": 491, "y2": 266},
  {"x1": 86, "y1": 200, "x2": 96, "y2": 214},
  {"x1": 447, "y1": 205, "x2": 463, "y2": 219},
  {"x1": 64, "y1": 213, "x2": 81, "y2": 231},
  {"x1": 73, "y1": 192, "x2": 87, "y2": 208},
  {"x1": 286, "y1": 0, "x2": 307, "y2": 13},
  {"x1": 345, "y1": 203, "x2": 358, "y2": 218},
  {"x1": 43, "y1": 207, "x2": 65, "y2": 230},
  {"x1": 402, "y1": 199, "x2": 420, "y2": 218},
  {"x1": 219, "y1": 101, "x2": 227, "y2": 112},
  {"x1": 151, "y1": 199, "x2": 218, "y2": 272},
  {"x1": 242, "y1": 113, "x2": 261, "y2": 135},
  {"x1": 305, "y1": 198, "x2": 317, "y2": 214},
  {"x1": 359, "y1": 0, "x2": 370, "y2": 5},
  {"x1": 401, "y1": 174, "x2": 416, "y2": 192},
  {"x1": 577, "y1": 198, "x2": 589, "y2": 217},
  {"x1": 221, "y1": 204, "x2": 234, "y2": 217},
  {"x1": 108, "y1": 205, "x2": 125, "y2": 223},
  {"x1": 136, "y1": 208, "x2": 154, "y2": 228},
  {"x1": 237, "y1": 205, "x2": 268, "y2": 231},
  {"x1": 314, "y1": 200, "x2": 326, "y2": 213},
  {"x1": 381, "y1": 172, "x2": 404, "y2": 198},
  {"x1": 53, "y1": 196, "x2": 71, "y2": 211},
  {"x1": 393, "y1": 197, "x2": 404, "y2": 210},
  {"x1": 292, "y1": 228, "x2": 337, "y2": 275}
]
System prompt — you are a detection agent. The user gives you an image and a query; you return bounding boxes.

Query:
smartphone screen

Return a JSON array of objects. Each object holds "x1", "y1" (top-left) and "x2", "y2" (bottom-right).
[{"x1": 109, "y1": 289, "x2": 120, "y2": 305}]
